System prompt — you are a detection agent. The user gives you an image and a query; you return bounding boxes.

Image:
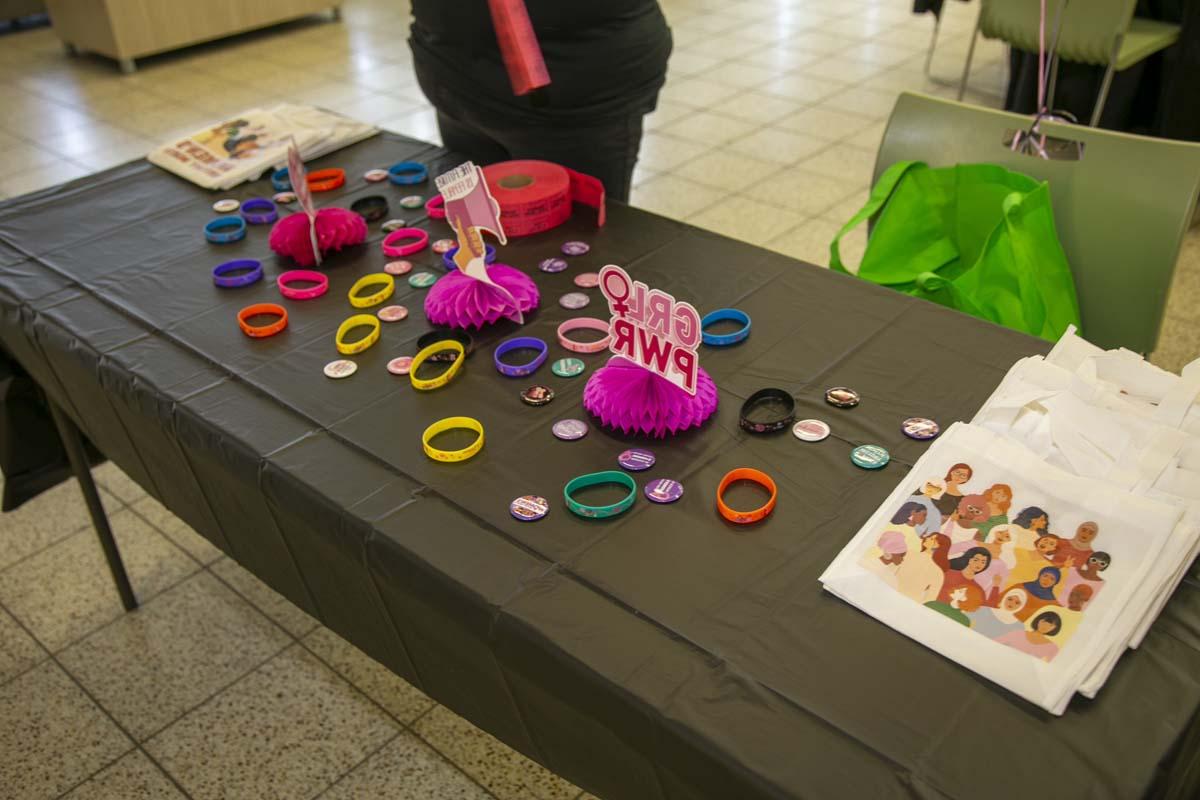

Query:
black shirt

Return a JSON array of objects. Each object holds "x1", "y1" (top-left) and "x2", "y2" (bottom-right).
[{"x1": 409, "y1": 0, "x2": 672, "y2": 121}]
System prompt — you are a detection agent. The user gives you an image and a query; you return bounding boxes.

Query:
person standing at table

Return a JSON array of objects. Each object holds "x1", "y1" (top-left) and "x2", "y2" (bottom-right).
[{"x1": 408, "y1": 0, "x2": 672, "y2": 202}]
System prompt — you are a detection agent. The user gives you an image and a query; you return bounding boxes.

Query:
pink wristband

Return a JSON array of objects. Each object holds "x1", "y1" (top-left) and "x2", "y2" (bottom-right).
[
  {"x1": 557, "y1": 317, "x2": 612, "y2": 353},
  {"x1": 425, "y1": 194, "x2": 446, "y2": 219},
  {"x1": 381, "y1": 228, "x2": 429, "y2": 258},
  {"x1": 277, "y1": 270, "x2": 329, "y2": 301}
]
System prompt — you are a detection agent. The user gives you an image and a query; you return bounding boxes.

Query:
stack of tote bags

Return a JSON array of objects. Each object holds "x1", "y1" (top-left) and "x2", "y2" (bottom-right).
[{"x1": 821, "y1": 327, "x2": 1200, "y2": 714}]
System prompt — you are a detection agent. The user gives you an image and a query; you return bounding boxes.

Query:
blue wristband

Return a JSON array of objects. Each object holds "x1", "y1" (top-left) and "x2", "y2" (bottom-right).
[
  {"x1": 388, "y1": 161, "x2": 428, "y2": 185},
  {"x1": 443, "y1": 243, "x2": 497, "y2": 270},
  {"x1": 205, "y1": 216, "x2": 247, "y2": 244},
  {"x1": 212, "y1": 259, "x2": 263, "y2": 288},
  {"x1": 240, "y1": 198, "x2": 278, "y2": 225},
  {"x1": 494, "y1": 336, "x2": 549, "y2": 377},
  {"x1": 270, "y1": 167, "x2": 291, "y2": 191},
  {"x1": 701, "y1": 308, "x2": 751, "y2": 346}
]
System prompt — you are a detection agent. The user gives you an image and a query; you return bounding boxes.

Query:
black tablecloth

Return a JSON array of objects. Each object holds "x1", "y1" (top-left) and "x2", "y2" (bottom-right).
[{"x1": 2, "y1": 133, "x2": 1200, "y2": 800}]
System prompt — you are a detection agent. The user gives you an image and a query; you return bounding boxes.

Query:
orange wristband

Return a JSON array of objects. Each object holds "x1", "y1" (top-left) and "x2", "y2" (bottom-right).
[
  {"x1": 237, "y1": 303, "x2": 288, "y2": 338},
  {"x1": 307, "y1": 168, "x2": 346, "y2": 192},
  {"x1": 716, "y1": 468, "x2": 777, "y2": 524}
]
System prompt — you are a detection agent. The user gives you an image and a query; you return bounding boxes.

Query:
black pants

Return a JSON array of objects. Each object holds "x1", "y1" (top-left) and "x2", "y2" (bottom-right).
[{"x1": 432, "y1": 100, "x2": 646, "y2": 203}]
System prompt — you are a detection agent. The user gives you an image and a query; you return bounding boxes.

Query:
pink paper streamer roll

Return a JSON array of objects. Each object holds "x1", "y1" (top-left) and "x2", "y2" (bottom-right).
[
  {"x1": 268, "y1": 208, "x2": 367, "y2": 267},
  {"x1": 583, "y1": 357, "x2": 718, "y2": 438},
  {"x1": 424, "y1": 263, "x2": 539, "y2": 330}
]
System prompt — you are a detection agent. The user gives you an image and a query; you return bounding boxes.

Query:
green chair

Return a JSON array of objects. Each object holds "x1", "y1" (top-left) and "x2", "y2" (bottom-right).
[
  {"x1": 958, "y1": 0, "x2": 1181, "y2": 126},
  {"x1": 873, "y1": 92, "x2": 1200, "y2": 353}
]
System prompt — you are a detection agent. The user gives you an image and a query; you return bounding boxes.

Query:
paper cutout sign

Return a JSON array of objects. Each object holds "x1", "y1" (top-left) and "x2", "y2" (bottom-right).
[
  {"x1": 598, "y1": 264, "x2": 701, "y2": 395},
  {"x1": 286, "y1": 138, "x2": 321, "y2": 266},
  {"x1": 435, "y1": 161, "x2": 523, "y2": 324}
]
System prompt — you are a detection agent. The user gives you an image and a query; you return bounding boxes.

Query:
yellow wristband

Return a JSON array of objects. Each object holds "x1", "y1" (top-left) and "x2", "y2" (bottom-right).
[
  {"x1": 410, "y1": 340, "x2": 465, "y2": 390},
  {"x1": 422, "y1": 416, "x2": 484, "y2": 462},
  {"x1": 348, "y1": 273, "x2": 395, "y2": 308},
  {"x1": 335, "y1": 314, "x2": 381, "y2": 355}
]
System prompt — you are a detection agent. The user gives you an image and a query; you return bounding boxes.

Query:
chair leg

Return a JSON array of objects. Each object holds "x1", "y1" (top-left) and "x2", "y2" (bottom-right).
[
  {"x1": 1046, "y1": 53, "x2": 1060, "y2": 111},
  {"x1": 957, "y1": 12, "x2": 983, "y2": 101},
  {"x1": 47, "y1": 401, "x2": 138, "y2": 612},
  {"x1": 1090, "y1": 62, "x2": 1117, "y2": 127},
  {"x1": 923, "y1": 12, "x2": 943, "y2": 77}
]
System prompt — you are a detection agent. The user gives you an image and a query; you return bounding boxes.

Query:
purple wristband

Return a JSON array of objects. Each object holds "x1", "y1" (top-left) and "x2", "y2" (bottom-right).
[
  {"x1": 212, "y1": 259, "x2": 263, "y2": 288},
  {"x1": 494, "y1": 336, "x2": 549, "y2": 377},
  {"x1": 240, "y1": 198, "x2": 278, "y2": 225}
]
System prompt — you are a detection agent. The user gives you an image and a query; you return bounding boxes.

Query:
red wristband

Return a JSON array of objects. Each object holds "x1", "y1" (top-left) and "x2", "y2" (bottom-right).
[{"x1": 307, "y1": 168, "x2": 345, "y2": 192}]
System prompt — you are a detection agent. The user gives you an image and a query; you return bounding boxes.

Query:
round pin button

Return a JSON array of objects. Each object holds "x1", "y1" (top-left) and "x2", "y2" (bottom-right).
[
  {"x1": 552, "y1": 419, "x2": 588, "y2": 440},
  {"x1": 644, "y1": 478, "x2": 683, "y2": 504},
  {"x1": 851, "y1": 444, "x2": 890, "y2": 469},
  {"x1": 551, "y1": 357, "x2": 585, "y2": 378},
  {"x1": 539, "y1": 257, "x2": 569, "y2": 273},
  {"x1": 561, "y1": 241, "x2": 590, "y2": 256},
  {"x1": 521, "y1": 385, "x2": 555, "y2": 406},
  {"x1": 213, "y1": 198, "x2": 240, "y2": 213},
  {"x1": 432, "y1": 238, "x2": 456, "y2": 254},
  {"x1": 792, "y1": 419, "x2": 831, "y2": 442},
  {"x1": 409, "y1": 272, "x2": 436, "y2": 288},
  {"x1": 825, "y1": 387, "x2": 860, "y2": 408},
  {"x1": 381, "y1": 218, "x2": 408, "y2": 233},
  {"x1": 573, "y1": 272, "x2": 600, "y2": 288},
  {"x1": 399, "y1": 195, "x2": 424, "y2": 209},
  {"x1": 364, "y1": 168, "x2": 389, "y2": 183},
  {"x1": 902, "y1": 417, "x2": 940, "y2": 440},
  {"x1": 559, "y1": 292, "x2": 590, "y2": 310},
  {"x1": 384, "y1": 260, "x2": 413, "y2": 276},
  {"x1": 386, "y1": 356, "x2": 413, "y2": 375},
  {"x1": 273, "y1": 191, "x2": 297, "y2": 205},
  {"x1": 510, "y1": 494, "x2": 549, "y2": 522},
  {"x1": 377, "y1": 305, "x2": 408, "y2": 322},
  {"x1": 324, "y1": 359, "x2": 358, "y2": 379},
  {"x1": 618, "y1": 448, "x2": 655, "y2": 471}
]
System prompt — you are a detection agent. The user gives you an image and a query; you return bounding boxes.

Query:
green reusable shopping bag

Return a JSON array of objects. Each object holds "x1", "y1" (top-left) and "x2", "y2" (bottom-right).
[{"x1": 829, "y1": 161, "x2": 1080, "y2": 341}]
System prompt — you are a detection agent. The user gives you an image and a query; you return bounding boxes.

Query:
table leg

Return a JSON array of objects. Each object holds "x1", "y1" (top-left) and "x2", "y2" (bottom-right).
[
  {"x1": 118, "y1": 58, "x2": 136, "y2": 74},
  {"x1": 47, "y1": 401, "x2": 138, "y2": 612}
]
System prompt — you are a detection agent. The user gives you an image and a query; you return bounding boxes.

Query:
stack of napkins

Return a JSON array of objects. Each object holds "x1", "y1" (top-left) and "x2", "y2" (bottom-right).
[
  {"x1": 820, "y1": 327, "x2": 1200, "y2": 714},
  {"x1": 147, "y1": 104, "x2": 377, "y2": 190}
]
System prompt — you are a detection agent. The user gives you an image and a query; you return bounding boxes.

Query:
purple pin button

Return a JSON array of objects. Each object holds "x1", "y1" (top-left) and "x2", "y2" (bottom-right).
[
  {"x1": 510, "y1": 495, "x2": 549, "y2": 521},
  {"x1": 552, "y1": 419, "x2": 588, "y2": 441},
  {"x1": 644, "y1": 478, "x2": 683, "y2": 504},
  {"x1": 539, "y1": 258, "x2": 569, "y2": 273},
  {"x1": 618, "y1": 448, "x2": 655, "y2": 471},
  {"x1": 561, "y1": 241, "x2": 590, "y2": 256}
]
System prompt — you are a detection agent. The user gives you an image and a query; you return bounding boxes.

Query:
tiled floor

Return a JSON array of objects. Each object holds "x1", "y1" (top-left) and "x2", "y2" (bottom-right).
[{"x1": 0, "y1": 0, "x2": 1197, "y2": 797}]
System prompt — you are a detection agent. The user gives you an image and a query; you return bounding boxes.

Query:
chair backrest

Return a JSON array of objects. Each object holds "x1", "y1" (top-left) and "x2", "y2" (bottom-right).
[
  {"x1": 980, "y1": 0, "x2": 1136, "y2": 65},
  {"x1": 874, "y1": 92, "x2": 1200, "y2": 353}
]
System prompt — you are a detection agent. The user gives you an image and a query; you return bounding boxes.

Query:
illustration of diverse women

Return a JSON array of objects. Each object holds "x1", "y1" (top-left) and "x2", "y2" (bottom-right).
[
  {"x1": 968, "y1": 587, "x2": 1028, "y2": 639},
  {"x1": 1010, "y1": 506, "x2": 1051, "y2": 541},
  {"x1": 909, "y1": 479, "x2": 946, "y2": 535},
  {"x1": 1057, "y1": 552, "x2": 1111, "y2": 603},
  {"x1": 1050, "y1": 584, "x2": 1093, "y2": 646},
  {"x1": 936, "y1": 547, "x2": 991, "y2": 612},
  {"x1": 885, "y1": 502, "x2": 928, "y2": 555},
  {"x1": 895, "y1": 533, "x2": 949, "y2": 603},
  {"x1": 863, "y1": 530, "x2": 907, "y2": 587},
  {"x1": 1052, "y1": 521, "x2": 1100, "y2": 568},
  {"x1": 975, "y1": 526, "x2": 1019, "y2": 589},
  {"x1": 1010, "y1": 566, "x2": 1063, "y2": 621},
  {"x1": 1005, "y1": 533, "x2": 1062, "y2": 587},
  {"x1": 944, "y1": 495, "x2": 991, "y2": 554},
  {"x1": 925, "y1": 586, "x2": 972, "y2": 627},
  {"x1": 996, "y1": 610, "x2": 1063, "y2": 662},
  {"x1": 931, "y1": 463, "x2": 973, "y2": 518},
  {"x1": 969, "y1": 483, "x2": 1013, "y2": 542}
]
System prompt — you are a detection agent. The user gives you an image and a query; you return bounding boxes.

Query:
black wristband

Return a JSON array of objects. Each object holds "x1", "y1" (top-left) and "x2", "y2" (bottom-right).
[
  {"x1": 417, "y1": 329, "x2": 474, "y2": 362},
  {"x1": 739, "y1": 388, "x2": 796, "y2": 434},
  {"x1": 351, "y1": 195, "x2": 389, "y2": 222}
]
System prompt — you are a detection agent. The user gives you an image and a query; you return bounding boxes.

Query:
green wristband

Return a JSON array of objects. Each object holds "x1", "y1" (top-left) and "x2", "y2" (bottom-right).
[{"x1": 564, "y1": 470, "x2": 637, "y2": 519}]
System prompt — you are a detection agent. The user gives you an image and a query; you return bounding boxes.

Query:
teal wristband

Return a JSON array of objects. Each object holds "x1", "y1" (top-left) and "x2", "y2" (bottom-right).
[{"x1": 564, "y1": 471, "x2": 637, "y2": 519}]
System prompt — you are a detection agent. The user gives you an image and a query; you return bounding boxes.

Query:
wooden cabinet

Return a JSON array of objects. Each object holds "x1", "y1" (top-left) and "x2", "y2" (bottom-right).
[{"x1": 45, "y1": 0, "x2": 340, "y2": 72}]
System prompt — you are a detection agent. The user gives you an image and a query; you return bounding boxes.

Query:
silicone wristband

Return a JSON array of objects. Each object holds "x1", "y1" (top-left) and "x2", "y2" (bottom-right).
[
  {"x1": 237, "y1": 303, "x2": 288, "y2": 338},
  {"x1": 205, "y1": 216, "x2": 246, "y2": 244},
  {"x1": 381, "y1": 228, "x2": 429, "y2": 258},
  {"x1": 425, "y1": 194, "x2": 446, "y2": 219},
  {"x1": 443, "y1": 243, "x2": 496, "y2": 271},
  {"x1": 564, "y1": 471, "x2": 637, "y2": 519},
  {"x1": 716, "y1": 468, "x2": 777, "y2": 524},
  {"x1": 350, "y1": 195, "x2": 389, "y2": 222},
  {"x1": 417, "y1": 329, "x2": 473, "y2": 363},
  {"x1": 422, "y1": 416, "x2": 484, "y2": 462},
  {"x1": 348, "y1": 273, "x2": 395, "y2": 308},
  {"x1": 388, "y1": 161, "x2": 428, "y2": 185},
  {"x1": 739, "y1": 388, "x2": 795, "y2": 434},
  {"x1": 335, "y1": 314, "x2": 381, "y2": 355},
  {"x1": 277, "y1": 270, "x2": 329, "y2": 301},
  {"x1": 212, "y1": 259, "x2": 263, "y2": 288},
  {"x1": 271, "y1": 167, "x2": 291, "y2": 191},
  {"x1": 493, "y1": 336, "x2": 548, "y2": 377},
  {"x1": 410, "y1": 340, "x2": 466, "y2": 390},
  {"x1": 556, "y1": 318, "x2": 611, "y2": 353},
  {"x1": 307, "y1": 168, "x2": 346, "y2": 192},
  {"x1": 701, "y1": 308, "x2": 752, "y2": 346},
  {"x1": 240, "y1": 197, "x2": 278, "y2": 225}
]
